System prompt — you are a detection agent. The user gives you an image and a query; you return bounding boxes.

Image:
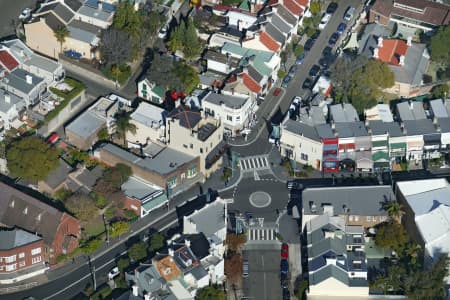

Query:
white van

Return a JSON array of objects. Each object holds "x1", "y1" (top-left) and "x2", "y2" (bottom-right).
[
  {"x1": 344, "y1": 7, "x2": 355, "y2": 21},
  {"x1": 319, "y1": 13, "x2": 332, "y2": 30}
]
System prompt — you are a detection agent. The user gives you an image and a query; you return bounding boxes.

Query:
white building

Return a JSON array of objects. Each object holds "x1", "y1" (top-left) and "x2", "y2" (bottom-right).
[
  {"x1": 0, "y1": 89, "x2": 26, "y2": 132},
  {"x1": 202, "y1": 91, "x2": 253, "y2": 137},
  {"x1": 225, "y1": 11, "x2": 257, "y2": 30},
  {"x1": 128, "y1": 101, "x2": 166, "y2": 146}
]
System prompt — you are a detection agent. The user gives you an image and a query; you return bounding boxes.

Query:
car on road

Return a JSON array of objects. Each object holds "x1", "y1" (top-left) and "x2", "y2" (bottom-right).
[
  {"x1": 318, "y1": 13, "x2": 332, "y2": 30},
  {"x1": 337, "y1": 22, "x2": 347, "y2": 35},
  {"x1": 322, "y1": 46, "x2": 333, "y2": 57},
  {"x1": 311, "y1": 30, "x2": 321, "y2": 40},
  {"x1": 328, "y1": 32, "x2": 339, "y2": 46},
  {"x1": 280, "y1": 259, "x2": 289, "y2": 275},
  {"x1": 309, "y1": 64, "x2": 320, "y2": 78},
  {"x1": 108, "y1": 267, "x2": 120, "y2": 280},
  {"x1": 288, "y1": 65, "x2": 297, "y2": 77},
  {"x1": 304, "y1": 38, "x2": 315, "y2": 51},
  {"x1": 319, "y1": 55, "x2": 335, "y2": 69},
  {"x1": 158, "y1": 25, "x2": 169, "y2": 39},
  {"x1": 281, "y1": 243, "x2": 289, "y2": 259},
  {"x1": 287, "y1": 180, "x2": 304, "y2": 190},
  {"x1": 302, "y1": 78, "x2": 313, "y2": 90},
  {"x1": 292, "y1": 96, "x2": 302, "y2": 105},
  {"x1": 344, "y1": 6, "x2": 355, "y2": 21},
  {"x1": 281, "y1": 75, "x2": 292, "y2": 88},
  {"x1": 326, "y1": 2, "x2": 338, "y2": 14},
  {"x1": 295, "y1": 53, "x2": 305, "y2": 65},
  {"x1": 273, "y1": 87, "x2": 282, "y2": 96},
  {"x1": 19, "y1": 8, "x2": 32, "y2": 20},
  {"x1": 243, "y1": 259, "x2": 249, "y2": 277},
  {"x1": 282, "y1": 286, "x2": 291, "y2": 300}
]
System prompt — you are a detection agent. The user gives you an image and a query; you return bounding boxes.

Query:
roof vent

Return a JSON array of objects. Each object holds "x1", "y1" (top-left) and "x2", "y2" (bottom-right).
[
  {"x1": 26, "y1": 74, "x2": 32, "y2": 84},
  {"x1": 377, "y1": 37, "x2": 383, "y2": 48}
]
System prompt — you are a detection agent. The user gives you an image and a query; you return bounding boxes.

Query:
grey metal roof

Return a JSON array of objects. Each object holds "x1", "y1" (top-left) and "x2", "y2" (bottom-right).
[
  {"x1": 4, "y1": 69, "x2": 44, "y2": 94},
  {"x1": 315, "y1": 123, "x2": 334, "y2": 139},
  {"x1": 271, "y1": 13, "x2": 291, "y2": 34},
  {"x1": 135, "y1": 265, "x2": 165, "y2": 295},
  {"x1": 43, "y1": 12, "x2": 65, "y2": 31},
  {"x1": 368, "y1": 120, "x2": 404, "y2": 137},
  {"x1": 203, "y1": 91, "x2": 249, "y2": 109},
  {"x1": 430, "y1": 99, "x2": 449, "y2": 118},
  {"x1": 66, "y1": 110, "x2": 105, "y2": 139},
  {"x1": 204, "y1": 50, "x2": 239, "y2": 67},
  {"x1": 396, "y1": 101, "x2": 426, "y2": 121},
  {"x1": 121, "y1": 176, "x2": 160, "y2": 201},
  {"x1": 67, "y1": 20, "x2": 100, "y2": 44},
  {"x1": 0, "y1": 228, "x2": 42, "y2": 250},
  {"x1": 298, "y1": 106, "x2": 326, "y2": 126},
  {"x1": 53, "y1": 3, "x2": 75, "y2": 23},
  {"x1": 64, "y1": 0, "x2": 83, "y2": 11},
  {"x1": 437, "y1": 117, "x2": 450, "y2": 133},
  {"x1": 334, "y1": 123, "x2": 353, "y2": 138},
  {"x1": 26, "y1": 54, "x2": 61, "y2": 73},
  {"x1": 403, "y1": 119, "x2": 436, "y2": 136},
  {"x1": 330, "y1": 103, "x2": 359, "y2": 123},
  {"x1": 130, "y1": 101, "x2": 166, "y2": 128},
  {"x1": 43, "y1": 159, "x2": 73, "y2": 189},
  {"x1": 349, "y1": 121, "x2": 368, "y2": 137},
  {"x1": 247, "y1": 65, "x2": 263, "y2": 83},
  {"x1": 167, "y1": 105, "x2": 202, "y2": 129},
  {"x1": 283, "y1": 119, "x2": 320, "y2": 142},
  {"x1": 275, "y1": 5, "x2": 297, "y2": 25},
  {"x1": 358, "y1": 23, "x2": 392, "y2": 55},
  {"x1": 189, "y1": 265, "x2": 208, "y2": 279},
  {"x1": 68, "y1": 19, "x2": 101, "y2": 34},
  {"x1": 185, "y1": 200, "x2": 226, "y2": 238},
  {"x1": 265, "y1": 22, "x2": 286, "y2": 44},
  {"x1": 78, "y1": 4, "x2": 113, "y2": 22},
  {"x1": 390, "y1": 43, "x2": 429, "y2": 85},
  {"x1": 74, "y1": 165, "x2": 104, "y2": 189},
  {"x1": 0, "y1": 89, "x2": 25, "y2": 113},
  {"x1": 302, "y1": 185, "x2": 394, "y2": 216}
]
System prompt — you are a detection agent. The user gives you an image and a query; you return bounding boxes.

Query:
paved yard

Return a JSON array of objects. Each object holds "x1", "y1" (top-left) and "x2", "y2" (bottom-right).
[{"x1": 0, "y1": 0, "x2": 37, "y2": 38}]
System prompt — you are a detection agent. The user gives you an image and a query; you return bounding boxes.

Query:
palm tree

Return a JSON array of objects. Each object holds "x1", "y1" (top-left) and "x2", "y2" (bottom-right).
[
  {"x1": 54, "y1": 26, "x2": 70, "y2": 54},
  {"x1": 404, "y1": 243, "x2": 422, "y2": 266},
  {"x1": 383, "y1": 200, "x2": 405, "y2": 223},
  {"x1": 115, "y1": 111, "x2": 136, "y2": 146}
]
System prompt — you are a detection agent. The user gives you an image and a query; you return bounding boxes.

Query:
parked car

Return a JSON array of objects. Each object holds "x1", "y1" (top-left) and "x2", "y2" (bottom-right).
[
  {"x1": 282, "y1": 286, "x2": 290, "y2": 300},
  {"x1": 344, "y1": 6, "x2": 355, "y2": 21},
  {"x1": 19, "y1": 8, "x2": 32, "y2": 20},
  {"x1": 243, "y1": 260, "x2": 249, "y2": 277},
  {"x1": 280, "y1": 259, "x2": 289, "y2": 275},
  {"x1": 281, "y1": 75, "x2": 292, "y2": 88},
  {"x1": 326, "y1": 2, "x2": 338, "y2": 14},
  {"x1": 337, "y1": 22, "x2": 347, "y2": 35},
  {"x1": 302, "y1": 78, "x2": 313, "y2": 90},
  {"x1": 311, "y1": 30, "x2": 321, "y2": 40},
  {"x1": 292, "y1": 96, "x2": 302, "y2": 104},
  {"x1": 158, "y1": 25, "x2": 169, "y2": 39},
  {"x1": 319, "y1": 55, "x2": 335, "y2": 69},
  {"x1": 295, "y1": 53, "x2": 305, "y2": 65},
  {"x1": 108, "y1": 267, "x2": 120, "y2": 280},
  {"x1": 273, "y1": 87, "x2": 282, "y2": 96},
  {"x1": 281, "y1": 243, "x2": 289, "y2": 259},
  {"x1": 318, "y1": 13, "x2": 332, "y2": 30},
  {"x1": 322, "y1": 46, "x2": 333, "y2": 57},
  {"x1": 309, "y1": 65, "x2": 320, "y2": 77},
  {"x1": 328, "y1": 32, "x2": 339, "y2": 46},
  {"x1": 304, "y1": 38, "x2": 315, "y2": 51},
  {"x1": 288, "y1": 65, "x2": 297, "y2": 77}
]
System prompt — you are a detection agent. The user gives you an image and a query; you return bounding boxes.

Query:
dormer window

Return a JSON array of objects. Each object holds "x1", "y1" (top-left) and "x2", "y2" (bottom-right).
[{"x1": 23, "y1": 207, "x2": 28, "y2": 215}]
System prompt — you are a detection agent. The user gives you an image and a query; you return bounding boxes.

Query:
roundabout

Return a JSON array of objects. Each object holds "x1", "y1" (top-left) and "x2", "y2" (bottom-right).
[{"x1": 249, "y1": 191, "x2": 272, "y2": 208}]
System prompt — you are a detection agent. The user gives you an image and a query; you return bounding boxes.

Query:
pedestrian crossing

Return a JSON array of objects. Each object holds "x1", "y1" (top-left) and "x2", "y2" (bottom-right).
[
  {"x1": 239, "y1": 155, "x2": 270, "y2": 171},
  {"x1": 248, "y1": 227, "x2": 278, "y2": 241}
]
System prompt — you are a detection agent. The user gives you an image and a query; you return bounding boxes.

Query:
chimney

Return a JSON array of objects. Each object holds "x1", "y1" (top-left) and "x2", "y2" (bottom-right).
[
  {"x1": 373, "y1": 47, "x2": 379, "y2": 59},
  {"x1": 231, "y1": 87, "x2": 235, "y2": 95},
  {"x1": 185, "y1": 239, "x2": 191, "y2": 248},
  {"x1": 144, "y1": 294, "x2": 150, "y2": 300},
  {"x1": 132, "y1": 285, "x2": 138, "y2": 297},
  {"x1": 410, "y1": 101, "x2": 414, "y2": 110},
  {"x1": 377, "y1": 37, "x2": 383, "y2": 48},
  {"x1": 26, "y1": 74, "x2": 32, "y2": 84},
  {"x1": 4, "y1": 93, "x2": 10, "y2": 104},
  {"x1": 168, "y1": 248, "x2": 174, "y2": 256},
  {"x1": 98, "y1": 1, "x2": 103, "y2": 10},
  {"x1": 407, "y1": 36, "x2": 412, "y2": 46},
  {"x1": 399, "y1": 55, "x2": 405, "y2": 66}
]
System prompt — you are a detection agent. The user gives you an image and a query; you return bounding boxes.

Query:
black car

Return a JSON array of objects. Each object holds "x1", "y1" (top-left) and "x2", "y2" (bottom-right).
[
  {"x1": 311, "y1": 30, "x2": 321, "y2": 40},
  {"x1": 282, "y1": 286, "x2": 290, "y2": 300},
  {"x1": 309, "y1": 64, "x2": 320, "y2": 77},
  {"x1": 319, "y1": 55, "x2": 335, "y2": 69},
  {"x1": 304, "y1": 38, "x2": 315, "y2": 51},
  {"x1": 328, "y1": 32, "x2": 339, "y2": 46},
  {"x1": 281, "y1": 75, "x2": 292, "y2": 88},
  {"x1": 322, "y1": 46, "x2": 333, "y2": 57},
  {"x1": 326, "y1": 2, "x2": 338, "y2": 14},
  {"x1": 302, "y1": 78, "x2": 313, "y2": 89}
]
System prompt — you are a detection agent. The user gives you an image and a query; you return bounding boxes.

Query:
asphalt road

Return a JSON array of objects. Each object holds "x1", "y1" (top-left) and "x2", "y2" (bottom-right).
[{"x1": 0, "y1": 0, "x2": 37, "y2": 38}]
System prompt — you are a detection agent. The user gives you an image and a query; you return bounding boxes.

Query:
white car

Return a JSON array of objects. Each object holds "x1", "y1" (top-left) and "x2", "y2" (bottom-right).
[
  {"x1": 108, "y1": 267, "x2": 120, "y2": 280},
  {"x1": 344, "y1": 7, "x2": 355, "y2": 21},
  {"x1": 318, "y1": 13, "x2": 332, "y2": 30},
  {"x1": 19, "y1": 8, "x2": 32, "y2": 20},
  {"x1": 158, "y1": 25, "x2": 168, "y2": 39}
]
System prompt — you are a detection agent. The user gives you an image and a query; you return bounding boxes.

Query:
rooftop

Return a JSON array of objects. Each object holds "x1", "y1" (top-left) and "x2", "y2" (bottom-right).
[
  {"x1": 396, "y1": 101, "x2": 426, "y2": 121},
  {"x1": 203, "y1": 91, "x2": 249, "y2": 109},
  {"x1": 67, "y1": 20, "x2": 101, "y2": 44},
  {"x1": 329, "y1": 103, "x2": 359, "y2": 123},
  {"x1": 283, "y1": 119, "x2": 320, "y2": 142},
  {"x1": 368, "y1": 120, "x2": 404, "y2": 137},
  {"x1": 130, "y1": 101, "x2": 166, "y2": 129},
  {"x1": 65, "y1": 110, "x2": 105, "y2": 139},
  {"x1": 197, "y1": 122, "x2": 218, "y2": 142},
  {"x1": 0, "y1": 89, "x2": 26, "y2": 114},
  {"x1": 0, "y1": 228, "x2": 42, "y2": 250},
  {"x1": 389, "y1": 42, "x2": 429, "y2": 85},
  {"x1": 3, "y1": 68, "x2": 44, "y2": 94},
  {"x1": 121, "y1": 176, "x2": 163, "y2": 202},
  {"x1": 167, "y1": 105, "x2": 202, "y2": 129},
  {"x1": 183, "y1": 199, "x2": 226, "y2": 239},
  {"x1": 78, "y1": 2, "x2": 114, "y2": 22},
  {"x1": 155, "y1": 255, "x2": 182, "y2": 281},
  {"x1": 364, "y1": 104, "x2": 394, "y2": 122},
  {"x1": 42, "y1": 158, "x2": 73, "y2": 189},
  {"x1": 403, "y1": 119, "x2": 437, "y2": 135},
  {"x1": 430, "y1": 98, "x2": 450, "y2": 118},
  {"x1": 0, "y1": 50, "x2": 19, "y2": 71}
]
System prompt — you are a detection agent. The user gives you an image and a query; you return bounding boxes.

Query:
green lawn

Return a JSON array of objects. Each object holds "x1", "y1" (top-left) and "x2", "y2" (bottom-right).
[
  {"x1": 84, "y1": 217, "x2": 105, "y2": 238},
  {"x1": 46, "y1": 77, "x2": 85, "y2": 123}
]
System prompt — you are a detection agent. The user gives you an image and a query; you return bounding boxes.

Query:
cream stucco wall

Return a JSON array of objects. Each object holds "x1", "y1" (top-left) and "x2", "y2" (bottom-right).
[
  {"x1": 24, "y1": 19, "x2": 59, "y2": 59},
  {"x1": 308, "y1": 277, "x2": 369, "y2": 297},
  {"x1": 280, "y1": 130, "x2": 323, "y2": 170},
  {"x1": 127, "y1": 120, "x2": 163, "y2": 145}
]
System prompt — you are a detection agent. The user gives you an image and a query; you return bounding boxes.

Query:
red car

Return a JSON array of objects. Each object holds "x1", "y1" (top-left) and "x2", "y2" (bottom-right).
[
  {"x1": 273, "y1": 87, "x2": 282, "y2": 96},
  {"x1": 281, "y1": 243, "x2": 289, "y2": 259}
]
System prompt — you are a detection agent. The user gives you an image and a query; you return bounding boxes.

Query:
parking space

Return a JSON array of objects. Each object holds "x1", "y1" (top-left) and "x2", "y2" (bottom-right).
[{"x1": 0, "y1": 0, "x2": 37, "y2": 38}]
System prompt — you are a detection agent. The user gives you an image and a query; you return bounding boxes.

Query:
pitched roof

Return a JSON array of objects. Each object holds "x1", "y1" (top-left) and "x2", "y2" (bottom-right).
[
  {"x1": 203, "y1": 91, "x2": 249, "y2": 109},
  {"x1": 43, "y1": 12, "x2": 65, "y2": 31},
  {"x1": 294, "y1": 0, "x2": 308, "y2": 7},
  {"x1": 167, "y1": 105, "x2": 202, "y2": 129},
  {"x1": 240, "y1": 72, "x2": 261, "y2": 93},
  {"x1": 183, "y1": 200, "x2": 226, "y2": 238},
  {"x1": 42, "y1": 158, "x2": 74, "y2": 190},
  {"x1": 378, "y1": 39, "x2": 408, "y2": 65},
  {"x1": 265, "y1": 22, "x2": 286, "y2": 44},
  {"x1": 64, "y1": 0, "x2": 83, "y2": 12},
  {"x1": 259, "y1": 31, "x2": 280, "y2": 52},
  {"x1": 0, "y1": 182, "x2": 68, "y2": 246},
  {"x1": 0, "y1": 228, "x2": 42, "y2": 250},
  {"x1": 283, "y1": 0, "x2": 303, "y2": 16},
  {"x1": 0, "y1": 50, "x2": 19, "y2": 71},
  {"x1": 4, "y1": 68, "x2": 45, "y2": 94},
  {"x1": 275, "y1": 5, "x2": 297, "y2": 25},
  {"x1": 247, "y1": 65, "x2": 264, "y2": 83},
  {"x1": 389, "y1": 42, "x2": 429, "y2": 85},
  {"x1": 271, "y1": 12, "x2": 291, "y2": 34},
  {"x1": 52, "y1": 2, "x2": 75, "y2": 23},
  {"x1": 283, "y1": 119, "x2": 320, "y2": 142}
]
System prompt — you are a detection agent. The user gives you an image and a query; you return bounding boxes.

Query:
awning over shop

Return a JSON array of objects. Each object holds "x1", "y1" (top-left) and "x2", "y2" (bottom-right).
[
  {"x1": 355, "y1": 151, "x2": 373, "y2": 170},
  {"x1": 372, "y1": 140, "x2": 388, "y2": 148},
  {"x1": 372, "y1": 151, "x2": 389, "y2": 162}
]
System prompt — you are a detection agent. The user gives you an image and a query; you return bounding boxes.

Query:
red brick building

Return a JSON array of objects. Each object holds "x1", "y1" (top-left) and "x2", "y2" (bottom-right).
[
  {"x1": 0, "y1": 228, "x2": 47, "y2": 283},
  {"x1": 0, "y1": 182, "x2": 81, "y2": 264}
]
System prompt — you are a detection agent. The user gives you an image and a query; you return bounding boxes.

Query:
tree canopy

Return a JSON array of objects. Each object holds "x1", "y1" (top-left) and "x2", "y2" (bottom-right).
[
  {"x1": 54, "y1": 26, "x2": 70, "y2": 52},
  {"x1": 64, "y1": 193, "x2": 99, "y2": 222},
  {"x1": 6, "y1": 136, "x2": 60, "y2": 181},
  {"x1": 167, "y1": 18, "x2": 201, "y2": 61},
  {"x1": 374, "y1": 222, "x2": 409, "y2": 253},
  {"x1": 431, "y1": 84, "x2": 449, "y2": 99},
  {"x1": 429, "y1": 25, "x2": 450, "y2": 65},
  {"x1": 115, "y1": 111, "x2": 137, "y2": 146},
  {"x1": 103, "y1": 163, "x2": 132, "y2": 189},
  {"x1": 149, "y1": 233, "x2": 165, "y2": 252},
  {"x1": 128, "y1": 242, "x2": 147, "y2": 262},
  {"x1": 331, "y1": 56, "x2": 395, "y2": 114},
  {"x1": 197, "y1": 286, "x2": 226, "y2": 300}
]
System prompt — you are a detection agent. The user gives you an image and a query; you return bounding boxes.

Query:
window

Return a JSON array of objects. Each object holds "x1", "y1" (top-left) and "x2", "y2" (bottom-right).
[
  {"x1": 19, "y1": 252, "x2": 25, "y2": 259},
  {"x1": 23, "y1": 207, "x2": 28, "y2": 215},
  {"x1": 183, "y1": 144, "x2": 188, "y2": 148},
  {"x1": 167, "y1": 176, "x2": 177, "y2": 189},
  {"x1": 31, "y1": 248, "x2": 41, "y2": 256},
  {"x1": 5, "y1": 255, "x2": 16, "y2": 263},
  {"x1": 227, "y1": 115, "x2": 232, "y2": 121},
  {"x1": 200, "y1": 148, "x2": 203, "y2": 153},
  {"x1": 19, "y1": 261, "x2": 26, "y2": 267},
  {"x1": 9, "y1": 200, "x2": 14, "y2": 208},
  {"x1": 301, "y1": 153, "x2": 308, "y2": 161},
  {"x1": 190, "y1": 144, "x2": 193, "y2": 149},
  {"x1": 236, "y1": 116, "x2": 241, "y2": 121},
  {"x1": 187, "y1": 165, "x2": 197, "y2": 179},
  {"x1": 367, "y1": 216, "x2": 372, "y2": 222},
  {"x1": 5, "y1": 264, "x2": 16, "y2": 271},
  {"x1": 32, "y1": 256, "x2": 42, "y2": 264},
  {"x1": 354, "y1": 216, "x2": 359, "y2": 221}
]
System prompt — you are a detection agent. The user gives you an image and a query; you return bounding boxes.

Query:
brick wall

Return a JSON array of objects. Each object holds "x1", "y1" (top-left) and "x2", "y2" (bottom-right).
[
  {"x1": 123, "y1": 197, "x2": 141, "y2": 217},
  {"x1": 369, "y1": 10, "x2": 390, "y2": 25},
  {"x1": 50, "y1": 213, "x2": 81, "y2": 263},
  {"x1": 0, "y1": 239, "x2": 45, "y2": 273}
]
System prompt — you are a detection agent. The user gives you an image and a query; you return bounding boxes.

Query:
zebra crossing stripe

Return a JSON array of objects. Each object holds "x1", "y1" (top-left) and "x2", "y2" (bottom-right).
[{"x1": 264, "y1": 157, "x2": 269, "y2": 167}]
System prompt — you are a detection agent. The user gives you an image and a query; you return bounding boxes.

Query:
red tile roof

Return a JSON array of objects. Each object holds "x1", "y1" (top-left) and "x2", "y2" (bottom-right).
[
  {"x1": 294, "y1": 0, "x2": 308, "y2": 7},
  {"x1": 267, "y1": 0, "x2": 279, "y2": 6},
  {"x1": 0, "y1": 50, "x2": 19, "y2": 71},
  {"x1": 260, "y1": 31, "x2": 281, "y2": 52},
  {"x1": 283, "y1": 0, "x2": 303, "y2": 16},
  {"x1": 377, "y1": 39, "x2": 408, "y2": 65},
  {"x1": 241, "y1": 73, "x2": 262, "y2": 93}
]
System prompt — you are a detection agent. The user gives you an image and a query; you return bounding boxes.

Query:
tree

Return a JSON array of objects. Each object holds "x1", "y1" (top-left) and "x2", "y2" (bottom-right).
[
  {"x1": 167, "y1": 21, "x2": 185, "y2": 53},
  {"x1": 374, "y1": 222, "x2": 409, "y2": 253},
  {"x1": 115, "y1": 111, "x2": 137, "y2": 146},
  {"x1": 429, "y1": 25, "x2": 450, "y2": 65},
  {"x1": 55, "y1": 188, "x2": 73, "y2": 201},
  {"x1": 109, "y1": 221, "x2": 130, "y2": 238},
  {"x1": 103, "y1": 163, "x2": 133, "y2": 189},
  {"x1": 404, "y1": 243, "x2": 422, "y2": 266},
  {"x1": 383, "y1": 201, "x2": 405, "y2": 223},
  {"x1": 294, "y1": 44, "x2": 304, "y2": 57},
  {"x1": 226, "y1": 234, "x2": 247, "y2": 253},
  {"x1": 64, "y1": 193, "x2": 99, "y2": 222},
  {"x1": 371, "y1": 265, "x2": 406, "y2": 294},
  {"x1": 54, "y1": 26, "x2": 70, "y2": 53},
  {"x1": 149, "y1": 233, "x2": 165, "y2": 252},
  {"x1": 6, "y1": 136, "x2": 60, "y2": 181},
  {"x1": 225, "y1": 253, "x2": 242, "y2": 283},
  {"x1": 144, "y1": 11, "x2": 166, "y2": 41},
  {"x1": 128, "y1": 242, "x2": 147, "y2": 262},
  {"x1": 431, "y1": 83, "x2": 449, "y2": 99},
  {"x1": 146, "y1": 54, "x2": 184, "y2": 92},
  {"x1": 112, "y1": 2, "x2": 143, "y2": 47},
  {"x1": 97, "y1": 127, "x2": 110, "y2": 141},
  {"x1": 197, "y1": 286, "x2": 226, "y2": 300},
  {"x1": 117, "y1": 257, "x2": 130, "y2": 272},
  {"x1": 309, "y1": 1, "x2": 321, "y2": 15},
  {"x1": 173, "y1": 62, "x2": 200, "y2": 94},
  {"x1": 183, "y1": 18, "x2": 201, "y2": 61},
  {"x1": 101, "y1": 28, "x2": 133, "y2": 88}
]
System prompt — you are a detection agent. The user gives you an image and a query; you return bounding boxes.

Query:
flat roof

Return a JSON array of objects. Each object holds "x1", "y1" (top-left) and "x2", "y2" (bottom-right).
[
  {"x1": 121, "y1": 176, "x2": 162, "y2": 200},
  {"x1": 203, "y1": 91, "x2": 249, "y2": 109},
  {"x1": 131, "y1": 101, "x2": 166, "y2": 128},
  {"x1": 66, "y1": 110, "x2": 105, "y2": 139},
  {"x1": 78, "y1": 4, "x2": 114, "y2": 22}
]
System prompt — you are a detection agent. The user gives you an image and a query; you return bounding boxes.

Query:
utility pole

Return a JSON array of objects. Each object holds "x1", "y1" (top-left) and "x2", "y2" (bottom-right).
[
  {"x1": 102, "y1": 214, "x2": 109, "y2": 246},
  {"x1": 88, "y1": 256, "x2": 97, "y2": 291}
]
